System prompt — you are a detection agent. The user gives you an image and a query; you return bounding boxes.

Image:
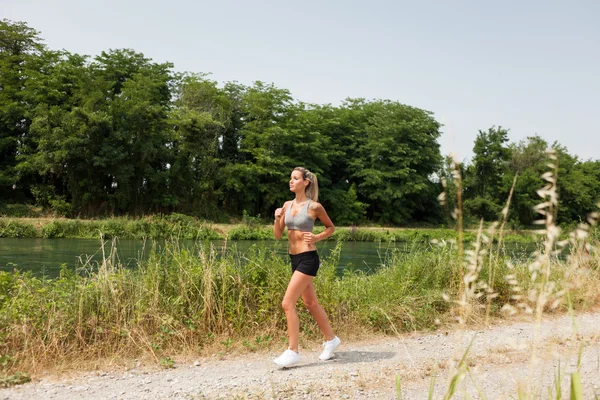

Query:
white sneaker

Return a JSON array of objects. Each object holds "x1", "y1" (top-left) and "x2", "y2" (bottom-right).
[
  {"x1": 274, "y1": 349, "x2": 300, "y2": 368},
  {"x1": 319, "y1": 336, "x2": 341, "y2": 361}
]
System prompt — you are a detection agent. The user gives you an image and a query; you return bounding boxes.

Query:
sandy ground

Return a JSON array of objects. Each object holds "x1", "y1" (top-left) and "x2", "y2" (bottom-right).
[{"x1": 2, "y1": 311, "x2": 600, "y2": 400}]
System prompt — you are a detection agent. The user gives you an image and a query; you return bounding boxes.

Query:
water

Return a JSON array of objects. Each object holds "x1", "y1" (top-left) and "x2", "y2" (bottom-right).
[
  {"x1": 0, "y1": 238, "x2": 537, "y2": 278},
  {"x1": 0, "y1": 238, "x2": 413, "y2": 277}
]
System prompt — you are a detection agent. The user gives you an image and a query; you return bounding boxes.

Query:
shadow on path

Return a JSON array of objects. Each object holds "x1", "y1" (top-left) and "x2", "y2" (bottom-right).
[{"x1": 283, "y1": 350, "x2": 396, "y2": 370}]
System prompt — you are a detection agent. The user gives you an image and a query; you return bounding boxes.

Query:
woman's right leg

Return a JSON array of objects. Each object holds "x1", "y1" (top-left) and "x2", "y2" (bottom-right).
[{"x1": 281, "y1": 271, "x2": 314, "y2": 352}]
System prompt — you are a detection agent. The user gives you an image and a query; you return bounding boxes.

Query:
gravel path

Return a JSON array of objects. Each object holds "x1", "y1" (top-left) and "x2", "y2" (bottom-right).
[{"x1": 2, "y1": 312, "x2": 600, "y2": 399}]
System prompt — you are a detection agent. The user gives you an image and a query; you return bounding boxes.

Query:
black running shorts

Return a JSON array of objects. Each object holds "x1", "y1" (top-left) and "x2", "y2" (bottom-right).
[{"x1": 289, "y1": 250, "x2": 320, "y2": 277}]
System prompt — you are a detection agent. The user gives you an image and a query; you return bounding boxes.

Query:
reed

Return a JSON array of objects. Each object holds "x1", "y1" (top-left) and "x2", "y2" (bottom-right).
[{"x1": 424, "y1": 148, "x2": 600, "y2": 398}]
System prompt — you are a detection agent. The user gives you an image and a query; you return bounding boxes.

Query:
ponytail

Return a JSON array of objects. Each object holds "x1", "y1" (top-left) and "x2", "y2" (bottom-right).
[{"x1": 293, "y1": 167, "x2": 319, "y2": 202}]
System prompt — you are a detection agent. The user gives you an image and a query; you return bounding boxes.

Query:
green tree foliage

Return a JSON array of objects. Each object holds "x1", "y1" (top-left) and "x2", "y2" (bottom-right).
[
  {"x1": 2, "y1": 19, "x2": 598, "y2": 226},
  {"x1": 466, "y1": 134, "x2": 600, "y2": 227},
  {"x1": 220, "y1": 82, "x2": 306, "y2": 217},
  {"x1": 506, "y1": 136, "x2": 549, "y2": 226},
  {"x1": 554, "y1": 146, "x2": 600, "y2": 224},
  {"x1": 14, "y1": 47, "x2": 175, "y2": 216},
  {"x1": 344, "y1": 99, "x2": 442, "y2": 223},
  {"x1": 16, "y1": 51, "x2": 90, "y2": 215},
  {"x1": 463, "y1": 126, "x2": 511, "y2": 221},
  {"x1": 169, "y1": 74, "x2": 229, "y2": 218},
  {"x1": 102, "y1": 51, "x2": 174, "y2": 214},
  {"x1": 0, "y1": 19, "x2": 45, "y2": 202}
]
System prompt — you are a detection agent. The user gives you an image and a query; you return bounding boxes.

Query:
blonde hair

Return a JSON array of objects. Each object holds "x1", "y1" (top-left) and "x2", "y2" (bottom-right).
[{"x1": 293, "y1": 167, "x2": 319, "y2": 202}]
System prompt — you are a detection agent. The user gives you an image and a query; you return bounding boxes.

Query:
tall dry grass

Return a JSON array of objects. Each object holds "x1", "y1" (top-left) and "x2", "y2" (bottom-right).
[{"x1": 415, "y1": 149, "x2": 600, "y2": 399}]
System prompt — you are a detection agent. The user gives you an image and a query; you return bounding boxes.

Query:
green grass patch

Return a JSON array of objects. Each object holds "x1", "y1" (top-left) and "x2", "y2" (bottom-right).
[
  {"x1": 0, "y1": 214, "x2": 223, "y2": 240},
  {"x1": 0, "y1": 239, "x2": 597, "y2": 375},
  {"x1": 0, "y1": 216, "x2": 548, "y2": 244},
  {"x1": 0, "y1": 220, "x2": 38, "y2": 238}
]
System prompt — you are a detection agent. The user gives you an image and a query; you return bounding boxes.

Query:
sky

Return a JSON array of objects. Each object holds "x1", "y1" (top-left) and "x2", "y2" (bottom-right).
[{"x1": 3, "y1": 0, "x2": 599, "y2": 163}]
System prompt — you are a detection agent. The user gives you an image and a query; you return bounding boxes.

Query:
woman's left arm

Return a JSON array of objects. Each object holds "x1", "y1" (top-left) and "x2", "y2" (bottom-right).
[{"x1": 305, "y1": 203, "x2": 335, "y2": 244}]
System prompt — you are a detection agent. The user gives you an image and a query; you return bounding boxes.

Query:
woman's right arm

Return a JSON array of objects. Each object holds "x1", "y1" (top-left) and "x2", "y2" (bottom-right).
[{"x1": 273, "y1": 202, "x2": 288, "y2": 240}]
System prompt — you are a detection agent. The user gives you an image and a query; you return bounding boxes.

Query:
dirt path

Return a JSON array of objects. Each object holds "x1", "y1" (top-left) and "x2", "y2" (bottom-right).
[{"x1": 2, "y1": 312, "x2": 600, "y2": 399}]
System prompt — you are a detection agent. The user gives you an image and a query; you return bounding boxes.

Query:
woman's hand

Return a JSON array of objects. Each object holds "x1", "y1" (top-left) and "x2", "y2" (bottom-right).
[
  {"x1": 273, "y1": 204, "x2": 288, "y2": 240},
  {"x1": 274, "y1": 206, "x2": 286, "y2": 221},
  {"x1": 303, "y1": 232, "x2": 316, "y2": 244}
]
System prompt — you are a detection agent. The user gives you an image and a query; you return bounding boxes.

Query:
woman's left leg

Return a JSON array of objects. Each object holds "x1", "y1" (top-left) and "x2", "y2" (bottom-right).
[
  {"x1": 302, "y1": 281, "x2": 341, "y2": 361},
  {"x1": 301, "y1": 281, "x2": 335, "y2": 341}
]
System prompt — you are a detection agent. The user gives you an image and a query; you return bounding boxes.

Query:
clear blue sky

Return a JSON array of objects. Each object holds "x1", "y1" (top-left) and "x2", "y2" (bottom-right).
[{"x1": 4, "y1": 0, "x2": 599, "y2": 163}]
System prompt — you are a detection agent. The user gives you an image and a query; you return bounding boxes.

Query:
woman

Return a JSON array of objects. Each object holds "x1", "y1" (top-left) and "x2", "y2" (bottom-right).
[{"x1": 272, "y1": 167, "x2": 341, "y2": 368}]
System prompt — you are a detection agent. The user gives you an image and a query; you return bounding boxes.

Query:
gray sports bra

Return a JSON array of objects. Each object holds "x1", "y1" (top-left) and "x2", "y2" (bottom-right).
[{"x1": 285, "y1": 200, "x2": 315, "y2": 232}]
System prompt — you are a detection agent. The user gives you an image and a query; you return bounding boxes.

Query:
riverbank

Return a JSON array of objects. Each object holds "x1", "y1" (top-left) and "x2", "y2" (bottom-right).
[
  {"x1": 0, "y1": 216, "x2": 543, "y2": 243},
  {"x1": 1, "y1": 238, "x2": 599, "y2": 386}
]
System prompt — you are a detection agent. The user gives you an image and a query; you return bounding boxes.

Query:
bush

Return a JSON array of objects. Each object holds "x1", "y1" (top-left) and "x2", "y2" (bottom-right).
[
  {"x1": 241, "y1": 210, "x2": 263, "y2": 228},
  {"x1": 42, "y1": 221, "x2": 66, "y2": 238},
  {"x1": 0, "y1": 221, "x2": 38, "y2": 238},
  {"x1": 227, "y1": 225, "x2": 273, "y2": 240},
  {"x1": 49, "y1": 199, "x2": 73, "y2": 217}
]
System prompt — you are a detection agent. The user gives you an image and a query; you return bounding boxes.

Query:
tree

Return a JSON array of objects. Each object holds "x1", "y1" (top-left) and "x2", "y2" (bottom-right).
[
  {"x1": 16, "y1": 50, "x2": 90, "y2": 215},
  {"x1": 3, "y1": 19, "x2": 460, "y2": 223},
  {"x1": 220, "y1": 82, "x2": 332, "y2": 217},
  {"x1": 17, "y1": 48, "x2": 175, "y2": 215},
  {"x1": 506, "y1": 136, "x2": 548, "y2": 226},
  {"x1": 346, "y1": 99, "x2": 442, "y2": 223},
  {"x1": 168, "y1": 74, "x2": 230, "y2": 218},
  {"x1": 109, "y1": 61, "x2": 174, "y2": 214},
  {"x1": 554, "y1": 145, "x2": 600, "y2": 224},
  {"x1": 0, "y1": 19, "x2": 45, "y2": 202},
  {"x1": 463, "y1": 126, "x2": 512, "y2": 221},
  {"x1": 308, "y1": 104, "x2": 367, "y2": 224}
]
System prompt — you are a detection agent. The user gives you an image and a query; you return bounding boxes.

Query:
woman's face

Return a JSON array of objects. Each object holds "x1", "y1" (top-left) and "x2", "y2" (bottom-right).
[{"x1": 289, "y1": 170, "x2": 308, "y2": 194}]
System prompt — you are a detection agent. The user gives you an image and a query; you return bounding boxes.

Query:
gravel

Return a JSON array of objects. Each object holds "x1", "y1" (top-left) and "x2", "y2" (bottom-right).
[{"x1": 2, "y1": 311, "x2": 600, "y2": 399}]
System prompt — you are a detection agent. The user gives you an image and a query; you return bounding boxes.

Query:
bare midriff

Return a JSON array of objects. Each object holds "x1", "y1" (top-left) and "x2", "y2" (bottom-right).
[{"x1": 287, "y1": 230, "x2": 316, "y2": 255}]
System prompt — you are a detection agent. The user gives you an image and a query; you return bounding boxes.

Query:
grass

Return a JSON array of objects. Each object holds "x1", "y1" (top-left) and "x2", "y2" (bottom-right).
[
  {"x1": 414, "y1": 150, "x2": 600, "y2": 399},
  {"x1": 0, "y1": 214, "x2": 222, "y2": 240},
  {"x1": 0, "y1": 234, "x2": 598, "y2": 381},
  {"x1": 0, "y1": 215, "x2": 566, "y2": 246}
]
